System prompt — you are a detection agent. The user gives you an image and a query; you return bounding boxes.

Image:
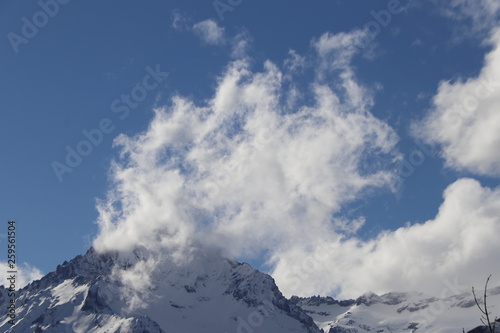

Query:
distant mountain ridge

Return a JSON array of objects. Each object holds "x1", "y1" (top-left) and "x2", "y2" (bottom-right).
[
  {"x1": 292, "y1": 288, "x2": 500, "y2": 333},
  {"x1": 0, "y1": 248, "x2": 498, "y2": 332}
]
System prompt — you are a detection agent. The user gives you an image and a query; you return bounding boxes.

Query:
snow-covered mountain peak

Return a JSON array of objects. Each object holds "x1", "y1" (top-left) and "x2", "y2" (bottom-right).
[
  {"x1": 0, "y1": 247, "x2": 321, "y2": 333},
  {"x1": 2, "y1": 247, "x2": 499, "y2": 332}
]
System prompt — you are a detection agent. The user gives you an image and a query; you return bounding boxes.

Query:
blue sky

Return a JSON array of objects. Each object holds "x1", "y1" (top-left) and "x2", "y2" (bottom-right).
[{"x1": 1, "y1": 0, "x2": 500, "y2": 297}]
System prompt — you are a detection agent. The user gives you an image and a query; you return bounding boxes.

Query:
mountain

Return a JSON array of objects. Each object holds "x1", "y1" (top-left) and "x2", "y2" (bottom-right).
[
  {"x1": 0, "y1": 248, "x2": 321, "y2": 333},
  {"x1": 1, "y1": 248, "x2": 499, "y2": 333},
  {"x1": 292, "y1": 288, "x2": 500, "y2": 333}
]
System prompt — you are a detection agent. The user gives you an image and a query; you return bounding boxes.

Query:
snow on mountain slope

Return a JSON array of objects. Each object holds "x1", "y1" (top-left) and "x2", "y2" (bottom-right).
[
  {"x1": 2, "y1": 247, "x2": 499, "y2": 333},
  {"x1": 0, "y1": 248, "x2": 321, "y2": 333},
  {"x1": 292, "y1": 288, "x2": 500, "y2": 333}
]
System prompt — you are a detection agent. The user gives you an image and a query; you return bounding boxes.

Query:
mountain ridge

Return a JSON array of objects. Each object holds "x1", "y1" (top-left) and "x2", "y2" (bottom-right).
[
  {"x1": 0, "y1": 247, "x2": 321, "y2": 333},
  {"x1": 1, "y1": 248, "x2": 499, "y2": 332}
]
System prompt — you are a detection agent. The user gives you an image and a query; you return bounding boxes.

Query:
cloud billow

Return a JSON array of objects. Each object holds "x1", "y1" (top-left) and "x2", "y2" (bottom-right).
[
  {"x1": 271, "y1": 178, "x2": 500, "y2": 298},
  {"x1": 92, "y1": 29, "x2": 400, "y2": 291},
  {"x1": 413, "y1": 29, "x2": 500, "y2": 177},
  {"x1": 93, "y1": 26, "x2": 500, "y2": 300}
]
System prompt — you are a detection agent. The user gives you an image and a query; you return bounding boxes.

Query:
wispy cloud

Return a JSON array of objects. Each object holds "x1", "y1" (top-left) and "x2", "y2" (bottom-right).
[
  {"x1": 171, "y1": 9, "x2": 190, "y2": 31},
  {"x1": 313, "y1": 29, "x2": 370, "y2": 71},
  {"x1": 435, "y1": 0, "x2": 500, "y2": 38},
  {"x1": 192, "y1": 19, "x2": 226, "y2": 45}
]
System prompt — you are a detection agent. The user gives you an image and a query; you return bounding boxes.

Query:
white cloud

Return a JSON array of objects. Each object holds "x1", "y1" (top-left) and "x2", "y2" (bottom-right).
[
  {"x1": 271, "y1": 178, "x2": 500, "y2": 298},
  {"x1": 192, "y1": 19, "x2": 226, "y2": 45},
  {"x1": 230, "y1": 31, "x2": 251, "y2": 59},
  {"x1": 93, "y1": 30, "x2": 401, "y2": 299},
  {"x1": 313, "y1": 29, "x2": 369, "y2": 72},
  {"x1": 91, "y1": 26, "x2": 500, "y2": 303},
  {"x1": 284, "y1": 49, "x2": 306, "y2": 74},
  {"x1": 412, "y1": 29, "x2": 500, "y2": 177},
  {"x1": 0, "y1": 262, "x2": 43, "y2": 289},
  {"x1": 438, "y1": 0, "x2": 500, "y2": 36}
]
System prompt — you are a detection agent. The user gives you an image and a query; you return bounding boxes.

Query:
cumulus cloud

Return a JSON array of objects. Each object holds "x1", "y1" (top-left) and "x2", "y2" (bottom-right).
[
  {"x1": 192, "y1": 19, "x2": 226, "y2": 45},
  {"x1": 272, "y1": 178, "x2": 500, "y2": 298},
  {"x1": 0, "y1": 262, "x2": 43, "y2": 289},
  {"x1": 93, "y1": 29, "x2": 401, "y2": 298},
  {"x1": 93, "y1": 25, "x2": 500, "y2": 302},
  {"x1": 412, "y1": 29, "x2": 500, "y2": 177}
]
